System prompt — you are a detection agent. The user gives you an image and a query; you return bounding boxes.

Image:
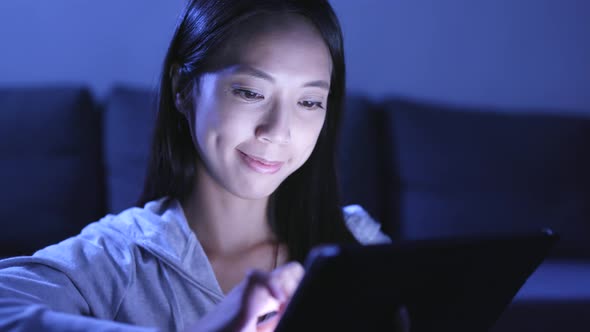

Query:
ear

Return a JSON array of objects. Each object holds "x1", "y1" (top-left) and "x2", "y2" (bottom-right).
[{"x1": 169, "y1": 63, "x2": 189, "y2": 117}]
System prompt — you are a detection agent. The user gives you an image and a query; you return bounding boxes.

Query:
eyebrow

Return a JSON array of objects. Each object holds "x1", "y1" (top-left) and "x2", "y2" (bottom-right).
[{"x1": 230, "y1": 65, "x2": 330, "y2": 90}]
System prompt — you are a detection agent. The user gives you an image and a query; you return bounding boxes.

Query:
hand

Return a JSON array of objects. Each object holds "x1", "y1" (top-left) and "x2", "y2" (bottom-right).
[{"x1": 186, "y1": 262, "x2": 305, "y2": 332}]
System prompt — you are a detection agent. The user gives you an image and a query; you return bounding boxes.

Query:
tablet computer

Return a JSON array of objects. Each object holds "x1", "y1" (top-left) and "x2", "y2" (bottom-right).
[{"x1": 274, "y1": 229, "x2": 558, "y2": 332}]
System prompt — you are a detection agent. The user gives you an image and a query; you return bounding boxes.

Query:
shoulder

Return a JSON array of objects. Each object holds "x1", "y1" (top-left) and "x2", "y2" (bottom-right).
[
  {"x1": 0, "y1": 207, "x2": 146, "y2": 318},
  {"x1": 25, "y1": 197, "x2": 191, "y2": 280},
  {"x1": 342, "y1": 205, "x2": 392, "y2": 245},
  {"x1": 48, "y1": 197, "x2": 193, "y2": 263}
]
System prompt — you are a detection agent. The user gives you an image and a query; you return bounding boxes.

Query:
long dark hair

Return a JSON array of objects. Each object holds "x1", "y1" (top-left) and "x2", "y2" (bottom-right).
[{"x1": 138, "y1": 0, "x2": 358, "y2": 262}]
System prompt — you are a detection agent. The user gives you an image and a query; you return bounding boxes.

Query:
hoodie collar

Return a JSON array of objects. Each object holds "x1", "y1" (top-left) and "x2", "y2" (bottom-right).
[{"x1": 115, "y1": 197, "x2": 225, "y2": 301}]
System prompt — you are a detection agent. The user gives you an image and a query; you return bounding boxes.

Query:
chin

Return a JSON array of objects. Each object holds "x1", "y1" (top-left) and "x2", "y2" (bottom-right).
[
  {"x1": 232, "y1": 187, "x2": 276, "y2": 200},
  {"x1": 227, "y1": 178, "x2": 282, "y2": 200}
]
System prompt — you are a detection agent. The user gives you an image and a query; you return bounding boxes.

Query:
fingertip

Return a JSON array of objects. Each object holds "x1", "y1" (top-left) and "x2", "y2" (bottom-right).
[
  {"x1": 283, "y1": 261, "x2": 305, "y2": 280},
  {"x1": 282, "y1": 261, "x2": 303, "y2": 272}
]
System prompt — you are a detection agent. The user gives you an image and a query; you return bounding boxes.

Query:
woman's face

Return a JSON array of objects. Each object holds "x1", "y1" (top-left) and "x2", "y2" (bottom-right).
[{"x1": 188, "y1": 14, "x2": 332, "y2": 199}]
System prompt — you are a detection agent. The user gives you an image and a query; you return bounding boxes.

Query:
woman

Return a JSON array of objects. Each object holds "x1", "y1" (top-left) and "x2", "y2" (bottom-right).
[{"x1": 0, "y1": 0, "x2": 393, "y2": 331}]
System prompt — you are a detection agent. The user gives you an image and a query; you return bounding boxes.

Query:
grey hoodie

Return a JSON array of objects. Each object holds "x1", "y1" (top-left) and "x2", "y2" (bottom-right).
[{"x1": 0, "y1": 198, "x2": 391, "y2": 332}]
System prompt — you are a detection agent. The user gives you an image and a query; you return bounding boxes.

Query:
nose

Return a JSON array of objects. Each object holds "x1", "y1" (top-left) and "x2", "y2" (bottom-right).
[{"x1": 255, "y1": 101, "x2": 291, "y2": 145}]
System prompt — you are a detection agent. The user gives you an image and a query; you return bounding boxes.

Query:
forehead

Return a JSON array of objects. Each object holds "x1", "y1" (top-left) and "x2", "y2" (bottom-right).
[{"x1": 210, "y1": 13, "x2": 333, "y2": 81}]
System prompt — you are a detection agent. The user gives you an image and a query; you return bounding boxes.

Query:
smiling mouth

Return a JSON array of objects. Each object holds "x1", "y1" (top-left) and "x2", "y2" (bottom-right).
[{"x1": 238, "y1": 150, "x2": 284, "y2": 174}]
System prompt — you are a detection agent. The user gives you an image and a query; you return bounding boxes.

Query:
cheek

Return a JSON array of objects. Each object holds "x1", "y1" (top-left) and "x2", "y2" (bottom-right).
[
  {"x1": 194, "y1": 100, "x2": 256, "y2": 153},
  {"x1": 308, "y1": 112, "x2": 327, "y2": 141},
  {"x1": 293, "y1": 114, "x2": 326, "y2": 161},
  {"x1": 193, "y1": 106, "x2": 218, "y2": 151}
]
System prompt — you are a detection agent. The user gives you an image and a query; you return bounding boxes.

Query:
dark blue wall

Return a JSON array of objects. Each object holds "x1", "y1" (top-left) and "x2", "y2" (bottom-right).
[{"x1": 0, "y1": 0, "x2": 588, "y2": 112}]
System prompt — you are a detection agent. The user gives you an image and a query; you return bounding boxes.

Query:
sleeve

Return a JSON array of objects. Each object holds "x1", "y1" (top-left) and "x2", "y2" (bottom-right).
[
  {"x1": 342, "y1": 205, "x2": 392, "y2": 245},
  {"x1": 0, "y1": 221, "x2": 160, "y2": 332}
]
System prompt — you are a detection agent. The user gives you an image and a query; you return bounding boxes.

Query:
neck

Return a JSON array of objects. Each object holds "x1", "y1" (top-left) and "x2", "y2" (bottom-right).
[{"x1": 181, "y1": 163, "x2": 275, "y2": 255}]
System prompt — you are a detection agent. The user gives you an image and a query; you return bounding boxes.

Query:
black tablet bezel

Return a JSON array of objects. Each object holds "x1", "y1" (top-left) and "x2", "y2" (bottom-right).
[{"x1": 275, "y1": 230, "x2": 558, "y2": 332}]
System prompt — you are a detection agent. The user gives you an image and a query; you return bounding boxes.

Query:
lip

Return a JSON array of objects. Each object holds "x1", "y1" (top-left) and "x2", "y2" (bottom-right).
[{"x1": 238, "y1": 150, "x2": 284, "y2": 174}]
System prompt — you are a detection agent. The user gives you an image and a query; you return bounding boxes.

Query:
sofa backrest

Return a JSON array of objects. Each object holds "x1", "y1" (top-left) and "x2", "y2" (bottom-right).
[
  {"x1": 103, "y1": 86, "x2": 158, "y2": 214},
  {"x1": 2, "y1": 85, "x2": 588, "y2": 259},
  {"x1": 0, "y1": 86, "x2": 105, "y2": 257},
  {"x1": 383, "y1": 99, "x2": 590, "y2": 258}
]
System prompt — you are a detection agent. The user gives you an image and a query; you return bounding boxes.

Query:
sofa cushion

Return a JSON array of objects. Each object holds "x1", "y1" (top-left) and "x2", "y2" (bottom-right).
[
  {"x1": 384, "y1": 99, "x2": 590, "y2": 258},
  {"x1": 103, "y1": 86, "x2": 157, "y2": 214},
  {"x1": 0, "y1": 86, "x2": 104, "y2": 257}
]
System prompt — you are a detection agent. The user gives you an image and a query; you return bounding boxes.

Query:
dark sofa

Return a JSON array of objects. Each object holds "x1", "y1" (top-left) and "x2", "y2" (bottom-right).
[{"x1": 1, "y1": 85, "x2": 589, "y2": 330}]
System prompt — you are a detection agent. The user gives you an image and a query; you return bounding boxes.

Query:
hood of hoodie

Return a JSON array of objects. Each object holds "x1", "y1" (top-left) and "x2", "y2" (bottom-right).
[{"x1": 83, "y1": 197, "x2": 225, "y2": 301}]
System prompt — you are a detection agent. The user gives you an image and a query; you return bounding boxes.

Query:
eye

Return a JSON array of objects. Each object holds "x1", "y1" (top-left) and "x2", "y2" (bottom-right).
[
  {"x1": 232, "y1": 88, "x2": 264, "y2": 101},
  {"x1": 298, "y1": 100, "x2": 325, "y2": 110}
]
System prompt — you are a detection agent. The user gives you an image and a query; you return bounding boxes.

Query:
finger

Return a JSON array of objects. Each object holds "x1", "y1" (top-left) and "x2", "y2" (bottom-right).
[
  {"x1": 265, "y1": 274, "x2": 287, "y2": 303},
  {"x1": 274, "y1": 261, "x2": 305, "y2": 281},
  {"x1": 241, "y1": 270, "x2": 282, "y2": 329},
  {"x1": 270, "y1": 262, "x2": 305, "y2": 299},
  {"x1": 242, "y1": 264, "x2": 306, "y2": 330},
  {"x1": 243, "y1": 270, "x2": 282, "y2": 313}
]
